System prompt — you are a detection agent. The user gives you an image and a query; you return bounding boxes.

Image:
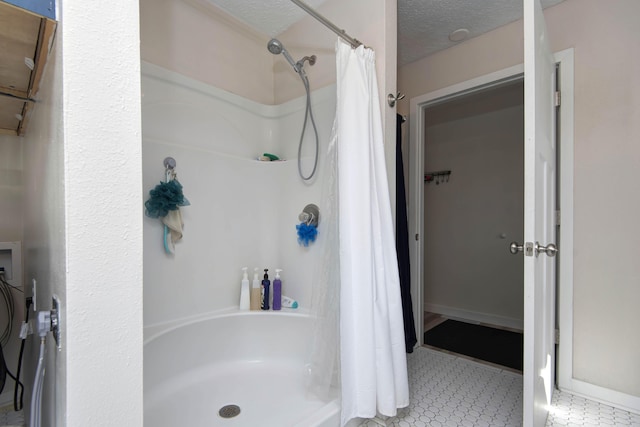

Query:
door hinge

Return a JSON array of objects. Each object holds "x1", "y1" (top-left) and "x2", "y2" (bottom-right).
[
  {"x1": 556, "y1": 210, "x2": 561, "y2": 226},
  {"x1": 555, "y1": 328, "x2": 560, "y2": 345},
  {"x1": 415, "y1": 233, "x2": 419, "y2": 241},
  {"x1": 554, "y1": 90, "x2": 561, "y2": 107}
]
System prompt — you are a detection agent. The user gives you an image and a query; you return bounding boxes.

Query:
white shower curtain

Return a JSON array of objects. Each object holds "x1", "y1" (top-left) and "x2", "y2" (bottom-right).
[{"x1": 335, "y1": 39, "x2": 409, "y2": 426}]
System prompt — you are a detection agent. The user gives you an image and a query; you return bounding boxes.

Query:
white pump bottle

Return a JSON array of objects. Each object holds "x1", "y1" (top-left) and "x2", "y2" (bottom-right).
[{"x1": 239, "y1": 267, "x2": 250, "y2": 310}]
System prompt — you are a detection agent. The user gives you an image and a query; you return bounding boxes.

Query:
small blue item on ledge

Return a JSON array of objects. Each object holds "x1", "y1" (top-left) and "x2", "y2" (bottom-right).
[{"x1": 296, "y1": 222, "x2": 317, "y2": 247}]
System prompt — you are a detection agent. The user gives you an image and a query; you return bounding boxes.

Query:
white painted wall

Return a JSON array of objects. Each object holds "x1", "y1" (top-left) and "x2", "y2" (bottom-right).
[
  {"x1": 61, "y1": 0, "x2": 143, "y2": 425},
  {"x1": 0, "y1": 137, "x2": 23, "y2": 242},
  {"x1": 22, "y1": 0, "x2": 143, "y2": 426},
  {"x1": 140, "y1": 0, "x2": 275, "y2": 105},
  {"x1": 142, "y1": 63, "x2": 334, "y2": 328},
  {"x1": 22, "y1": 19, "x2": 66, "y2": 425},
  {"x1": 423, "y1": 104, "x2": 524, "y2": 328},
  {"x1": 399, "y1": 0, "x2": 640, "y2": 400}
]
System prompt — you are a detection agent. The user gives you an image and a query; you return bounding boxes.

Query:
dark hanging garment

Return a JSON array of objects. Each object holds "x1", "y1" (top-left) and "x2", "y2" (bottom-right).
[
  {"x1": 396, "y1": 114, "x2": 417, "y2": 353},
  {"x1": 0, "y1": 344, "x2": 6, "y2": 393}
]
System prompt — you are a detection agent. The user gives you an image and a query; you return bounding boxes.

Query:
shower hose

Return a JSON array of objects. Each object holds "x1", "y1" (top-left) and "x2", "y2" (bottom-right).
[{"x1": 297, "y1": 71, "x2": 320, "y2": 181}]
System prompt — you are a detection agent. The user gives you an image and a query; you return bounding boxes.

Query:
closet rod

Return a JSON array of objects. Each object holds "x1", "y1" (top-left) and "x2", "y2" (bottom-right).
[{"x1": 289, "y1": 0, "x2": 363, "y2": 49}]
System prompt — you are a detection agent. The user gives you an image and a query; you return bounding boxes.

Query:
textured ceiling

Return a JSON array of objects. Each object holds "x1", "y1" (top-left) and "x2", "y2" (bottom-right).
[
  {"x1": 204, "y1": 0, "x2": 565, "y2": 66},
  {"x1": 398, "y1": 0, "x2": 565, "y2": 65}
]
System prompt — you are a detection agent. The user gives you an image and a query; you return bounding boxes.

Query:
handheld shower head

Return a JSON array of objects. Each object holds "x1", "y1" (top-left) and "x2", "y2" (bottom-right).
[
  {"x1": 267, "y1": 38, "x2": 284, "y2": 55},
  {"x1": 267, "y1": 38, "x2": 299, "y2": 72},
  {"x1": 267, "y1": 40, "x2": 319, "y2": 181}
]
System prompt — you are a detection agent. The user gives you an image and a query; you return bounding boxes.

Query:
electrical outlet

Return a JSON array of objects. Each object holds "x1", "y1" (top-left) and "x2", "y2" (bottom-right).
[
  {"x1": 0, "y1": 242, "x2": 21, "y2": 286},
  {"x1": 52, "y1": 295, "x2": 61, "y2": 350},
  {"x1": 0, "y1": 249, "x2": 13, "y2": 280}
]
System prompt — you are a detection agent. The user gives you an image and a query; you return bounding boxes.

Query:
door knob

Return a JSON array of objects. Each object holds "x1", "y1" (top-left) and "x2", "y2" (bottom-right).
[
  {"x1": 535, "y1": 242, "x2": 558, "y2": 257},
  {"x1": 510, "y1": 241, "x2": 535, "y2": 256},
  {"x1": 509, "y1": 242, "x2": 523, "y2": 254}
]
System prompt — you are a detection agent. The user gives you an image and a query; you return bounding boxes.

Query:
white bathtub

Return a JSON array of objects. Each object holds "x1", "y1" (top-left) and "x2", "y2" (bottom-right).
[{"x1": 144, "y1": 310, "x2": 340, "y2": 427}]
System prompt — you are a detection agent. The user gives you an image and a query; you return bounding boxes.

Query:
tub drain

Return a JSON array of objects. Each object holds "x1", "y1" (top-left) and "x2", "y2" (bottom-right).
[{"x1": 218, "y1": 404, "x2": 241, "y2": 419}]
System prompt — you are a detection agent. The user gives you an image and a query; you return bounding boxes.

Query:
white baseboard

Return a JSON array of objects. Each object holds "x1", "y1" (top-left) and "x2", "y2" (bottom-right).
[
  {"x1": 560, "y1": 379, "x2": 640, "y2": 415},
  {"x1": 425, "y1": 303, "x2": 523, "y2": 331}
]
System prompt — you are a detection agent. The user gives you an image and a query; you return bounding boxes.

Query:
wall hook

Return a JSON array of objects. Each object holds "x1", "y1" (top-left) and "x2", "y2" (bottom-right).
[
  {"x1": 163, "y1": 157, "x2": 177, "y2": 182},
  {"x1": 163, "y1": 157, "x2": 176, "y2": 170},
  {"x1": 387, "y1": 92, "x2": 405, "y2": 107},
  {"x1": 424, "y1": 170, "x2": 452, "y2": 184}
]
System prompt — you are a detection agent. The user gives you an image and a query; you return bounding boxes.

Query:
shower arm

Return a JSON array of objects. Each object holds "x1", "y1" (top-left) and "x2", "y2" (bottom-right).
[
  {"x1": 289, "y1": 0, "x2": 363, "y2": 49},
  {"x1": 297, "y1": 55, "x2": 316, "y2": 67}
]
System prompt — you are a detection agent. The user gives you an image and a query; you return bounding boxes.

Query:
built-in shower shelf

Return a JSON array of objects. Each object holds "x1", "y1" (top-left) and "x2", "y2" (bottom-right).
[
  {"x1": 255, "y1": 160, "x2": 288, "y2": 163},
  {"x1": 0, "y1": 1, "x2": 57, "y2": 136}
]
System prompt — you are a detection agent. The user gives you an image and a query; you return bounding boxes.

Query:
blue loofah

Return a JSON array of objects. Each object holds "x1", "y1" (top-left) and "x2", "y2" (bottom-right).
[
  {"x1": 296, "y1": 222, "x2": 318, "y2": 247},
  {"x1": 144, "y1": 180, "x2": 190, "y2": 218}
]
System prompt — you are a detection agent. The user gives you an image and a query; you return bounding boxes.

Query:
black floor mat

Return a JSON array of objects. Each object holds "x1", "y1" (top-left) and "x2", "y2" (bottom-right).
[{"x1": 424, "y1": 319, "x2": 523, "y2": 371}]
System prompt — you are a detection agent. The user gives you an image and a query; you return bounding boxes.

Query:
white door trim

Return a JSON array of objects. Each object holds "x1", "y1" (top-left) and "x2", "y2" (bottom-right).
[
  {"x1": 408, "y1": 48, "x2": 570, "y2": 399},
  {"x1": 408, "y1": 63, "x2": 525, "y2": 348},
  {"x1": 555, "y1": 47, "x2": 575, "y2": 394}
]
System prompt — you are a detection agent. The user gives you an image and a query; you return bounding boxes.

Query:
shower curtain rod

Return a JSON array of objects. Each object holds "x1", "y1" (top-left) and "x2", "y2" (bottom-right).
[{"x1": 289, "y1": 0, "x2": 363, "y2": 49}]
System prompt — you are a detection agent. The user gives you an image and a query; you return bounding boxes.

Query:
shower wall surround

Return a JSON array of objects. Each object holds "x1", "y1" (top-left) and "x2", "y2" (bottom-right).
[{"x1": 142, "y1": 62, "x2": 336, "y2": 328}]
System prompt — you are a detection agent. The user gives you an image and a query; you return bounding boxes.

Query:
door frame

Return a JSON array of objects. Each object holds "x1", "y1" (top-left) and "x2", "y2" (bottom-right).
[{"x1": 408, "y1": 48, "x2": 574, "y2": 383}]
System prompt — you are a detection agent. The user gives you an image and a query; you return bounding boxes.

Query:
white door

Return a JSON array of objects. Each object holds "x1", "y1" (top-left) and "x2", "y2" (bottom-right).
[{"x1": 522, "y1": 0, "x2": 557, "y2": 425}]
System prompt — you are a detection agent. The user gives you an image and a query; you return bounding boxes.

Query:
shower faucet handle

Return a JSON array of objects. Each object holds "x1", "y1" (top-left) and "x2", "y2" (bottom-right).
[{"x1": 299, "y1": 204, "x2": 320, "y2": 226}]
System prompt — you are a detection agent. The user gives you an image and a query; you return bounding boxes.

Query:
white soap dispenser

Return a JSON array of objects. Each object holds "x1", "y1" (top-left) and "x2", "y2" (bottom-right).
[{"x1": 239, "y1": 267, "x2": 250, "y2": 311}]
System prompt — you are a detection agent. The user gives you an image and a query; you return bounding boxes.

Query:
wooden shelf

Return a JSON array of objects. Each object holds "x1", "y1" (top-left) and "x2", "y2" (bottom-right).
[{"x1": 0, "y1": 1, "x2": 56, "y2": 136}]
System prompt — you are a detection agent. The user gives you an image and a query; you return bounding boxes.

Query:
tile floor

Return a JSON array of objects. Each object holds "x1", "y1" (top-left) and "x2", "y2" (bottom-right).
[
  {"x1": 359, "y1": 347, "x2": 640, "y2": 427},
  {"x1": 0, "y1": 405, "x2": 23, "y2": 427},
  {"x1": 2, "y1": 348, "x2": 638, "y2": 427},
  {"x1": 547, "y1": 391, "x2": 640, "y2": 427}
]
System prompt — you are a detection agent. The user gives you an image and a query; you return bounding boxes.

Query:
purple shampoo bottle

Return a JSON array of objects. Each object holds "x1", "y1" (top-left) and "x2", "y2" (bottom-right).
[{"x1": 272, "y1": 269, "x2": 282, "y2": 310}]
